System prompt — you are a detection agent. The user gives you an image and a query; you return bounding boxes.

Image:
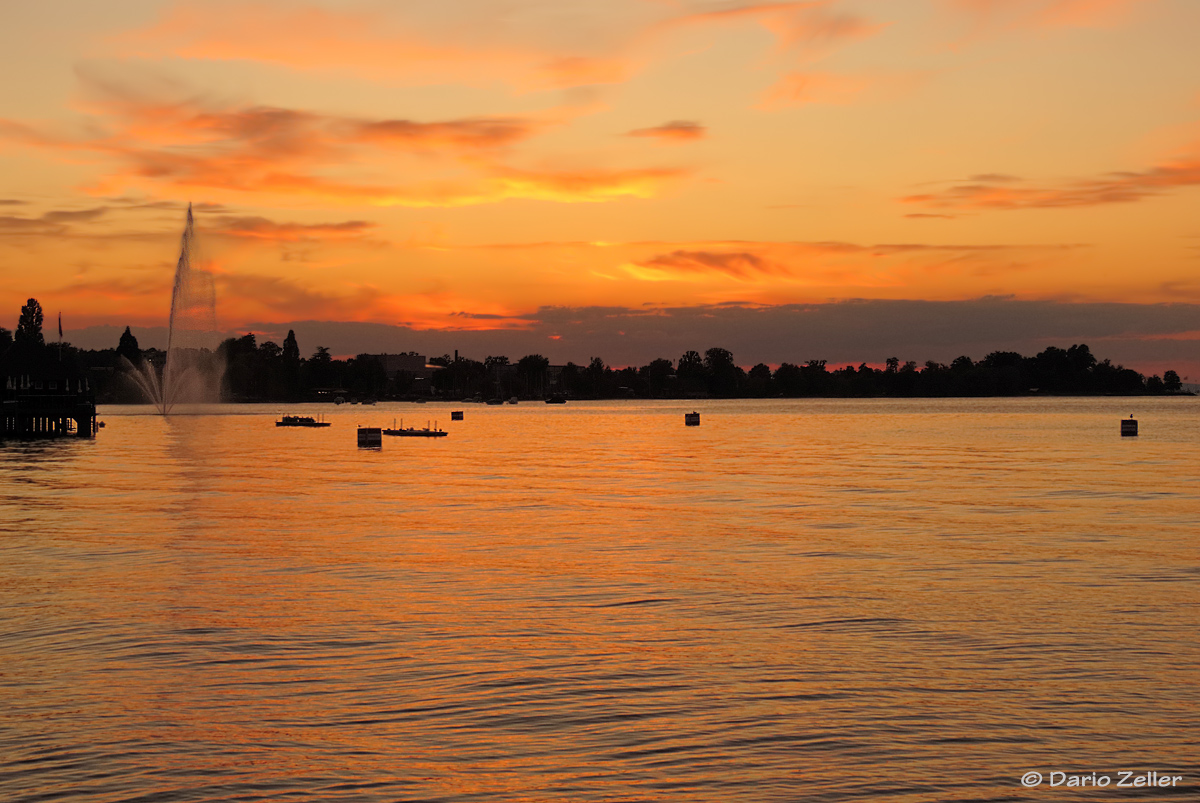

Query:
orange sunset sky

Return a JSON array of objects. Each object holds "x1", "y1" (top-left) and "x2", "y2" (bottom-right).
[{"x1": 2, "y1": 0, "x2": 1199, "y2": 371}]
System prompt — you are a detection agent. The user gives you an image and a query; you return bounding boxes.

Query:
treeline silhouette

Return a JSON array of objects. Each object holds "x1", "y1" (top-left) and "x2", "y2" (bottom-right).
[
  {"x1": 40, "y1": 324, "x2": 1185, "y2": 402},
  {"x1": 427, "y1": 345, "x2": 1182, "y2": 399}
]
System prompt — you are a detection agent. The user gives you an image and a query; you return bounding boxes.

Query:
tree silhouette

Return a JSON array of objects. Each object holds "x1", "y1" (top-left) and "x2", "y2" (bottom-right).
[
  {"x1": 584, "y1": 356, "x2": 608, "y2": 397},
  {"x1": 677, "y1": 350, "x2": 704, "y2": 380},
  {"x1": 774, "y1": 363, "x2": 802, "y2": 396},
  {"x1": 704, "y1": 347, "x2": 744, "y2": 396},
  {"x1": 304, "y1": 346, "x2": 337, "y2": 390},
  {"x1": 557, "y1": 362, "x2": 581, "y2": 396},
  {"x1": 800, "y1": 360, "x2": 829, "y2": 395},
  {"x1": 282, "y1": 330, "x2": 300, "y2": 363},
  {"x1": 16, "y1": 298, "x2": 44, "y2": 346},
  {"x1": 642, "y1": 357, "x2": 674, "y2": 397},
  {"x1": 517, "y1": 353, "x2": 550, "y2": 397},
  {"x1": 1067, "y1": 343, "x2": 1096, "y2": 373},
  {"x1": 748, "y1": 363, "x2": 772, "y2": 396},
  {"x1": 281, "y1": 330, "x2": 302, "y2": 399},
  {"x1": 38, "y1": 325, "x2": 1187, "y2": 402},
  {"x1": 117, "y1": 326, "x2": 141, "y2": 362}
]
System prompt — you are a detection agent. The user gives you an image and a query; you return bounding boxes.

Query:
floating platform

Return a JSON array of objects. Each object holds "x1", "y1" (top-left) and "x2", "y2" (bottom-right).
[
  {"x1": 451, "y1": 410, "x2": 464, "y2": 420},
  {"x1": 685, "y1": 411, "x2": 700, "y2": 426},
  {"x1": 1121, "y1": 416, "x2": 1138, "y2": 437},
  {"x1": 357, "y1": 427, "x2": 382, "y2": 447},
  {"x1": 383, "y1": 427, "x2": 447, "y2": 438}
]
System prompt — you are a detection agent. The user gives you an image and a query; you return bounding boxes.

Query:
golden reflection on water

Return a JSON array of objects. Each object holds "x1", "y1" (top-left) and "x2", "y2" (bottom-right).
[{"x1": 1, "y1": 399, "x2": 1198, "y2": 801}]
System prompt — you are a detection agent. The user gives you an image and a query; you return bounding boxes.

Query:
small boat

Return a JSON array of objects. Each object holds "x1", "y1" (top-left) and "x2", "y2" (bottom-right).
[
  {"x1": 545, "y1": 394, "x2": 566, "y2": 404},
  {"x1": 507, "y1": 397, "x2": 518, "y2": 405},
  {"x1": 277, "y1": 415, "x2": 331, "y2": 428},
  {"x1": 486, "y1": 398, "x2": 504, "y2": 405},
  {"x1": 382, "y1": 419, "x2": 449, "y2": 438}
]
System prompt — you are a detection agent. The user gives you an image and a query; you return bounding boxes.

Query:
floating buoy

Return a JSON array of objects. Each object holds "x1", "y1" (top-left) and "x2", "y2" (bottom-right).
[
  {"x1": 357, "y1": 426, "x2": 382, "y2": 447},
  {"x1": 1120, "y1": 415, "x2": 1138, "y2": 437},
  {"x1": 684, "y1": 411, "x2": 700, "y2": 426},
  {"x1": 451, "y1": 410, "x2": 464, "y2": 421}
]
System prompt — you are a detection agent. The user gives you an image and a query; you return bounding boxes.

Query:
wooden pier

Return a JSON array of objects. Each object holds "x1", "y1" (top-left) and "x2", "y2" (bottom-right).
[{"x1": 2, "y1": 354, "x2": 97, "y2": 439}]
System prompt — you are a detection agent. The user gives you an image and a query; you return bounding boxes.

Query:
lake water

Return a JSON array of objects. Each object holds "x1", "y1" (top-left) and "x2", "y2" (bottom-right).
[{"x1": 2, "y1": 398, "x2": 1198, "y2": 801}]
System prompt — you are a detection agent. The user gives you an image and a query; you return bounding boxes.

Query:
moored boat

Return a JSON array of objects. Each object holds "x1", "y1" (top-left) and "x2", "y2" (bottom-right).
[{"x1": 276, "y1": 415, "x2": 331, "y2": 428}]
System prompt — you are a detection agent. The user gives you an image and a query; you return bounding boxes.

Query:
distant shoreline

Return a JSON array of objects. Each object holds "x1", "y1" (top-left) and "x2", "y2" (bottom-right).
[{"x1": 101, "y1": 391, "x2": 1195, "y2": 405}]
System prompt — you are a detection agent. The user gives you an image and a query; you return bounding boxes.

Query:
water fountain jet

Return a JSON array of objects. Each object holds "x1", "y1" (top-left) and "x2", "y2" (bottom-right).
[{"x1": 123, "y1": 203, "x2": 221, "y2": 413}]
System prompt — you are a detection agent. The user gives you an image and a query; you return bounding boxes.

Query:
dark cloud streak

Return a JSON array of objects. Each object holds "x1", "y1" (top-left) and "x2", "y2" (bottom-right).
[{"x1": 65, "y1": 298, "x2": 1200, "y2": 374}]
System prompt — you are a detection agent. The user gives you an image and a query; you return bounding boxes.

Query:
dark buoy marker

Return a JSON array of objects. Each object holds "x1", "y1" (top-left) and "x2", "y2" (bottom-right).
[
  {"x1": 685, "y1": 411, "x2": 700, "y2": 426},
  {"x1": 1121, "y1": 414, "x2": 1138, "y2": 437},
  {"x1": 358, "y1": 426, "x2": 382, "y2": 447}
]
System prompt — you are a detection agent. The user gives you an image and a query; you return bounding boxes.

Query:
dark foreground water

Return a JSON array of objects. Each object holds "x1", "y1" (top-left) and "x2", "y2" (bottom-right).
[{"x1": 1, "y1": 399, "x2": 1198, "y2": 801}]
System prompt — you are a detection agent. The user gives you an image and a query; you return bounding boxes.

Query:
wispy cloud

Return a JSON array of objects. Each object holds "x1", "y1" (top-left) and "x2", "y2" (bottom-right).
[
  {"x1": 42, "y1": 207, "x2": 109, "y2": 224},
  {"x1": 759, "y1": 71, "x2": 872, "y2": 107},
  {"x1": 0, "y1": 70, "x2": 688, "y2": 207},
  {"x1": 0, "y1": 206, "x2": 109, "y2": 237},
  {"x1": 112, "y1": 2, "x2": 636, "y2": 91},
  {"x1": 110, "y1": 0, "x2": 890, "y2": 115},
  {"x1": 950, "y1": 0, "x2": 1154, "y2": 32},
  {"x1": 627, "y1": 120, "x2": 706, "y2": 142},
  {"x1": 0, "y1": 216, "x2": 67, "y2": 237},
  {"x1": 762, "y1": 68, "x2": 929, "y2": 109},
  {"x1": 631, "y1": 249, "x2": 791, "y2": 280},
  {"x1": 675, "y1": 1, "x2": 883, "y2": 57},
  {"x1": 482, "y1": 238, "x2": 1086, "y2": 290},
  {"x1": 211, "y1": 216, "x2": 377, "y2": 242},
  {"x1": 354, "y1": 117, "x2": 539, "y2": 150},
  {"x1": 904, "y1": 153, "x2": 1200, "y2": 210},
  {"x1": 669, "y1": 2, "x2": 890, "y2": 112}
]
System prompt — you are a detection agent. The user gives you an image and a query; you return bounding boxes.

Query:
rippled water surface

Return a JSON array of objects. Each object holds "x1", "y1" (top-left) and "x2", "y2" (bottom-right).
[{"x1": 2, "y1": 398, "x2": 1198, "y2": 801}]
